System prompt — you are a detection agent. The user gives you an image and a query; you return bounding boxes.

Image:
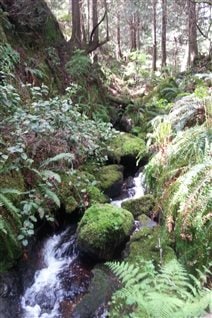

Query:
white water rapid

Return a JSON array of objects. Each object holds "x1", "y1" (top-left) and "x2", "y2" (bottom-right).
[{"x1": 21, "y1": 230, "x2": 78, "y2": 318}]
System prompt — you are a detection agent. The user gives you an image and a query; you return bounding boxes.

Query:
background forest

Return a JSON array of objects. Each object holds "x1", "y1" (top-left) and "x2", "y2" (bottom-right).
[{"x1": 0, "y1": 0, "x2": 211, "y2": 317}]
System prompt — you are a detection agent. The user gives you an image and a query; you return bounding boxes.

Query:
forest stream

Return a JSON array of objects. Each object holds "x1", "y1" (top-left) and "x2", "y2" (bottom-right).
[{"x1": 19, "y1": 170, "x2": 153, "y2": 318}]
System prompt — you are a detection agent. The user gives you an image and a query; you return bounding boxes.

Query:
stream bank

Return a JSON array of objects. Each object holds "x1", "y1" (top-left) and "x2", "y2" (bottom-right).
[{"x1": 0, "y1": 167, "x2": 152, "y2": 318}]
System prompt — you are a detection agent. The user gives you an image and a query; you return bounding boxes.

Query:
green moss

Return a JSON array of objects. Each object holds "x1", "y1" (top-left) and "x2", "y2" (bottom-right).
[
  {"x1": 121, "y1": 194, "x2": 155, "y2": 218},
  {"x1": 87, "y1": 186, "x2": 109, "y2": 204},
  {"x1": 77, "y1": 203, "x2": 134, "y2": 260},
  {"x1": 108, "y1": 133, "x2": 147, "y2": 162},
  {"x1": 125, "y1": 226, "x2": 176, "y2": 266},
  {"x1": 96, "y1": 164, "x2": 123, "y2": 197}
]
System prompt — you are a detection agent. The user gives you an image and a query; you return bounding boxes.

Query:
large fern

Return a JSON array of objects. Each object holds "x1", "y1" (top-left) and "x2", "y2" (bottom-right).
[{"x1": 106, "y1": 259, "x2": 212, "y2": 318}]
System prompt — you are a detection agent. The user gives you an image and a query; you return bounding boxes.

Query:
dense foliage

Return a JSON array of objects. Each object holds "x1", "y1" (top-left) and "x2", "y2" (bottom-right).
[
  {"x1": 0, "y1": 79, "x2": 115, "y2": 267},
  {"x1": 107, "y1": 259, "x2": 212, "y2": 318}
]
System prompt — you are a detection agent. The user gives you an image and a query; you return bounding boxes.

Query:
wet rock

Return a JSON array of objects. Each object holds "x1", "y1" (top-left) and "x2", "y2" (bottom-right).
[
  {"x1": 72, "y1": 265, "x2": 117, "y2": 318},
  {"x1": 121, "y1": 194, "x2": 155, "y2": 218},
  {"x1": 119, "y1": 116, "x2": 133, "y2": 132},
  {"x1": 138, "y1": 214, "x2": 157, "y2": 229},
  {"x1": 77, "y1": 204, "x2": 134, "y2": 260},
  {"x1": 0, "y1": 271, "x2": 22, "y2": 318}
]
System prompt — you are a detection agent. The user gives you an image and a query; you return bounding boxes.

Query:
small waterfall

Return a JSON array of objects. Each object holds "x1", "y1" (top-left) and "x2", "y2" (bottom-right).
[
  {"x1": 21, "y1": 229, "x2": 78, "y2": 318},
  {"x1": 112, "y1": 172, "x2": 145, "y2": 207}
]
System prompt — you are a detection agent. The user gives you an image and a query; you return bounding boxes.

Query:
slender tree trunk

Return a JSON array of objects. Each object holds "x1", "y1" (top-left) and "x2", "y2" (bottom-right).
[
  {"x1": 161, "y1": 0, "x2": 167, "y2": 68},
  {"x1": 152, "y1": 0, "x2": 157, "y2": 71},
  {"x1": 87, "y1": 0, "x2": 91, "y2": 42},
  {"x1": 116, "y1": 13, "x2": 122, "y2": 59},
  {"x1": 136, "y1": 12, "x2": 141, "y2": 50},
  {"x1": 130, "y1": 13, "x2": 137, "y2": 51},
  {"x1": 187, "y1": 0, "x2": 198, "y2": 66},
  {"x1": 92, "y1": 0, "x2": 98, "y2": 46},
  {"x1": 71, "y1": 0, "x2": 81, "y2": 47}
]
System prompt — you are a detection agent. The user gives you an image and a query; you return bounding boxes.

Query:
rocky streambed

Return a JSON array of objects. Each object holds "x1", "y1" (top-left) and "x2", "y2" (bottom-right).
[{"x1": 0, "y1": 169, "x2": 162, "y2": 318}]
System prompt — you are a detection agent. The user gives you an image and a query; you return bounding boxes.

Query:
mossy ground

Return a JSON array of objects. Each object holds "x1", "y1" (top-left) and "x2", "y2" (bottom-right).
[
  {"x1": 124, "y1": 226, "x2": 176, "y2": 267},
  {"x1": 77, "y1": 203, "x2": 134, "y2": 260}
]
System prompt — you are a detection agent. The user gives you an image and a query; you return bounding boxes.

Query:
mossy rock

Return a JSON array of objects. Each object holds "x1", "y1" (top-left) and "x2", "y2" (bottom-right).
[
  {"x1": 96, "y1": 165, "x2": 124, "y2": 198},
  {"x1": 87, "y1": 185, "x2": 109, "y2": 205},
  {"x1": 121, "y1": 194, "x2": 155, "y2": 218},
  {"x1": 138, "y1": 214, "x2": 157, "y2": 228},
  {"x1": 108, "y1": 132, "x2": 147, "y2": 163},
  {"x1": 72, "y1": 265, "x2": 117, "y2": 318},
  {"x1": 77, "y1": 204, "x2": 134, "y2": 260},
  {"x1": 124, "y1": 226, "x2": 176, "y2": 267}
]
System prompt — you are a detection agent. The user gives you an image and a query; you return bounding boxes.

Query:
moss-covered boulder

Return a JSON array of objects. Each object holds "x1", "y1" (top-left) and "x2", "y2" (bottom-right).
[
  {"x1": 108, "y1": 133, "x2": 147, "y2": 164},
  {"x1": 58, "y1": 170, "x2": 108, "y2": 213},
  {"x1": 121, "y1": 194, "x2": 155, "y2": 218},
  {"x1": 77, "y1": 204, "x2": 134, "y2": 260},
  {"x1": 124, "y1": 226, "x2": 176, "y2": 266},
  {"x1": 96, "y1": 165, "x2": 124, "y2": 198}
]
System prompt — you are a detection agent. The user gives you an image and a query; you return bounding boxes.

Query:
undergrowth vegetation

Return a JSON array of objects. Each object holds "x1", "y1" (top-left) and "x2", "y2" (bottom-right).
[
  {"x1": 145, "y1": 85, "x2": 212, "y2": 270},
  {"x1": 0, "y1": 78, "x2": 115, "y2": 269},
  {"x1": 107, "y1": 259, "x2": 212, "y2": 318}
]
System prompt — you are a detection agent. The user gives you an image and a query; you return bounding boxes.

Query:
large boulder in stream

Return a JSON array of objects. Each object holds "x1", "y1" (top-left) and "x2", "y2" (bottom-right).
[
  {"x1": 121, "y1": 194, "x2": 155, "y2": 218},
  {"x1": 108, "y1": 133, "x2": 147, "y2": 167},
  {"x1": 77, "y1": 204, "x2": 134, "y2": 260}
]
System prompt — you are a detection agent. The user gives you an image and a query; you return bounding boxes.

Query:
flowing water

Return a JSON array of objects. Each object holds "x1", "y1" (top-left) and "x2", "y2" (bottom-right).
[{"x1": 20, "y1": 172, "x2": 146, "y2": 318}]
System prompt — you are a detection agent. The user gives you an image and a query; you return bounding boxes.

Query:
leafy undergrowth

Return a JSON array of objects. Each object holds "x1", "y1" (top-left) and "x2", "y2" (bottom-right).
[
  {"x1": 144, "y1": 88, "x2": 212, "y2": 271},
  {"x1": 0, "y1": 80, "x2": 116, "y2": 269}
]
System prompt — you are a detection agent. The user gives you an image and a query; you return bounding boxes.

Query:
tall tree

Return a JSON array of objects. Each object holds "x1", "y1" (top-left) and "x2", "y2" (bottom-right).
[
  {"x1": 152, "y1": 0, "x2": 157, "y2": 71},
  {"x1": 161, "y1": 0, "x2": 167, "y2": 68},
  {"x1": 70, "y1": 0, "x2": 82, "y2": 47},
  {"x1": 187, "y1": 0, "x2": 198, "y2": 66}
]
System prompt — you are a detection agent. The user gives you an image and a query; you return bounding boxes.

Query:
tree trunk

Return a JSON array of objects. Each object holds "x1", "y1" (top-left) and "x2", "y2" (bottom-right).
[
  {"x1": 136, "y1": 12, "x2": 141, "y2": 50},
  {"x1": 71, "y1": 0, "x2": 81, "y2": 47},
  {"x1": 116, "y1": 13, "x2": 122, "y2": 59},
  {"x1": 152, "y1": 0, "x2": 157, "y2": 71},
  {"x1": 92, "y1": 0, "x2": 98, "y2": 46},
  {"x1": 161, "y1": 0, "x2": 167, "y2": 68},
  {"x1": 187, "y1": 0, "x2": 198, "y2": 66},
  {"x1": 130, "y1": 13, "x2": 137, "y2": 51}
]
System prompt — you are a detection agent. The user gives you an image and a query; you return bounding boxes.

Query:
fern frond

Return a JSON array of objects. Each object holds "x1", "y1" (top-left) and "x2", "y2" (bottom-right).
[
  {"x1": 41, "y1": 153, "x2": 75, "y2": 167},
  {"x1": 107, "y1": 259, "x2": 211, "y2": 318},
  {"x1": 0, "y1": 193, "x2": 21, "y2": 223},
  {"x1": 39, "y1": 185, "x2": 60, "y2": 208}
]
